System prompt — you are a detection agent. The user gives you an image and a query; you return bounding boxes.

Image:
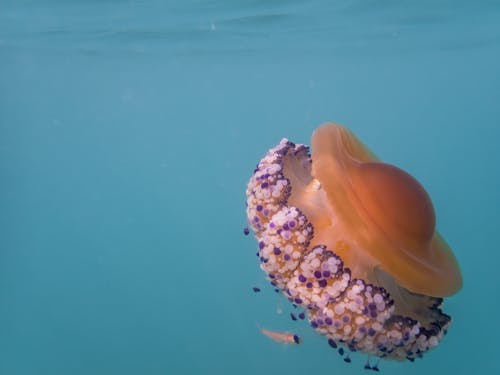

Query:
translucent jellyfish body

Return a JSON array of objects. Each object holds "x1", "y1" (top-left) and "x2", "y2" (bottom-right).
[{"x1": 246, "y1": 123, "x2": 462, "y2": 361}]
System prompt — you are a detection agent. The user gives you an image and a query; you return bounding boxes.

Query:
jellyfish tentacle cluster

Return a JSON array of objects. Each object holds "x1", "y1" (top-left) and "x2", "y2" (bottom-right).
[{"x1": 246, "y1": 126, "x2": 461, "y2": 362}]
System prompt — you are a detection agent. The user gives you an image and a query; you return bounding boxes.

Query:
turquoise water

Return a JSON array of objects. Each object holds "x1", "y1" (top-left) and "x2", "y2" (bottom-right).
[{"x1": 1, "y1": 1, "x2": 499, "y2": 374}]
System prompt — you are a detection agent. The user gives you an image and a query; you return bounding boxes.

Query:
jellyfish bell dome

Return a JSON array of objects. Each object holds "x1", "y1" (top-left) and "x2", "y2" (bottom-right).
[{"x1": 309, "y1": 123, "x2": 462, "y2": 297}]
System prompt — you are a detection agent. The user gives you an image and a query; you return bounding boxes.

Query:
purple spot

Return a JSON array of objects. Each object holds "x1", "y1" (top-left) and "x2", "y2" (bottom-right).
[
  {"x1": 318, "y1": 279, "x2": 327, "y2": 288},
  {"x1": 368, "y1": 303, "x2": 377, "y2": 310},
  {"x1": 284, "y1": 254, "x2": 291, "y2": 261},
  {"x1": 263, "y1": 209, "x2": 269, "y2": 216},
  {"x1": 342, "y1": 315, "x2": 350, "y2": 323},
  {"x1": 276, "y1": 229, "x2": 282, "y2": 235},
  {"x1": 314, "y1": 270, "x2": 322, "y2": 279},
  {"x1": 328, "y1": 339, "x2": 337, "y2": 349},
  {"x1": 298, "y1": 274, "x2": 307, "y2": 283},
  {"x1": 290, "y1": 313, "x2": 297, "y2": 321},
  {"x1": 316, "y1": 319, "x2": 324, "y2": 325},
  {"x1": 269, "y1": 222, "x2": 275, "y2": 228},
  {"x1": 261, "y1": 182, "x2": 269, "y2": 189},
  {"x1": 269, "y1": 274, "x2": 275, "y2": 279},
  {"x1": 359, "y1": 326, "x2": 366, "y2": 333},
  {"x1": 311, "y1": 321, "x2": 318, "y2": 328},
  {"x1": 298, "y1": 312, "x2": 305, "y2": 320},
  {"x1": 282, "y1": 223, "x2": 289, "y2": 230},
  {"x1": 243, "y1": 227, "x2": 250, "y2": 235},
  {"x1": 252, "y1": 287, "x2": 261, "y2": 293},
  {"x1": 370, "y1": 310, "x2": 378, "y2": 319},
  {"x1": 306, "y1": 282, "x2": 313, "y2": 289},
  {"x1": 256, "y1": 205, "x2": 263, "y2": 212},
  {"x1": 288, "y1": 220, "x2": 296, "y2": 228},
  {"x1": 334, "y1": 321, "x2": 342, "y2": 328},
  {"x1": 253, "y1": 216, "x2": 259, "y2": 223},
  {"x1": 273, "y1": 247, "x2": 281, "y2": 255},
  {"x1": 325, "y1": 317, "x2": 333, "y2": 325},
  {"x1": 322, "y1": 270, "x2": 331, "y2": 278},
  {"x1": 258, "y1": 242, "x2": 265, "y2": 250},
  {"x1": 294, "y1": 297, "x2": 303, "y2": 304},
  {"x1": 368, "y1": 328, "x2": 376, "y2": 337}
]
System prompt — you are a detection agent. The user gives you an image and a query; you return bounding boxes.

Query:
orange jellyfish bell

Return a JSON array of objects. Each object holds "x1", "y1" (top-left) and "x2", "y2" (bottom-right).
[
  {"x1": 309, "y1": 124, "x2": 462, "y2": 297},
  {"x1": 246, "y1": 122, "x2": 462, "y2": 363}
]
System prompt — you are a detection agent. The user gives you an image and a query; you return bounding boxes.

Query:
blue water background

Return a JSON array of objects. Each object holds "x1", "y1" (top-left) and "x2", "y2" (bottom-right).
[{"x1": 1, "y1": 1, "x2": 499, "y2": 374}]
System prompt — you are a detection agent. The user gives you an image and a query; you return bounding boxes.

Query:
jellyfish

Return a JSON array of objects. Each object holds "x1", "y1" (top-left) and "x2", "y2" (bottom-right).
[{"x1": 245, "y1": 123, "x2": 462, "y2": 362}]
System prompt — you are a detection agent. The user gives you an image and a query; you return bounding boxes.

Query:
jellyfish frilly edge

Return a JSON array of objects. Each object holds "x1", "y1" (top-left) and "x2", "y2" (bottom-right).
[{"x1": 245, "y1": 122, "x2": 462, "y2": 362}]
